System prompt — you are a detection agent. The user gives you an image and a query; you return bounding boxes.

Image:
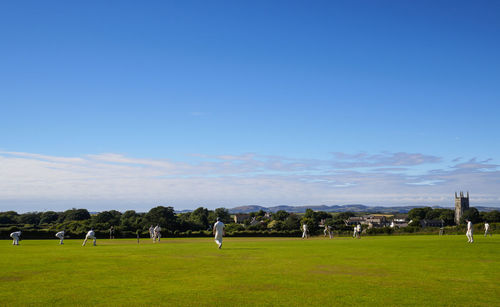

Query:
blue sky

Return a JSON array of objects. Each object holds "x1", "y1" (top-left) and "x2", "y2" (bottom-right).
[{"x1": 1, "y1": 1, "x2": 499, "y2": 212}]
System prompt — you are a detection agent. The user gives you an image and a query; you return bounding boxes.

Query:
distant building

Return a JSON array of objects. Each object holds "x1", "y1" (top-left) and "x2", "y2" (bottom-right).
[
  {"x1": 364, "y1": 215, "x2": 391, "y2": 228},
  {"x1": 420, "y1": 219, "x2": 444, "y2": 228},
  {"x1": 233, "y1": 214, "x2": 251, "y2": 224},
  {"x1": 345, "y1": 215, "x2": 392, "y2": 228},
  {"x1": 454, "y1": 191, "x2": 469, "y2": 225},
  {"x1": 345, "y1": 216, "x2": 365, "y2": 226}
]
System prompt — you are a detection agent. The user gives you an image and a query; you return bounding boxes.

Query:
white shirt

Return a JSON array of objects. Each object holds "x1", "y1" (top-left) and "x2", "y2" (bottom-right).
[
  {"x1": 467, "y1": 221, "x2": 472, "y2": 232},
  {"x1": 485, "y1": 223, "x2": 490, "y2": 230},
  {"x1": 214, "y1": 221, "x2": 225, "y2": 234},
  {"x1": 11, "y1": 231, "x2": 21, "y2": 237},
  {"x1": 56, "y1": 231, "x2": 64, "y2": 237},
  {"x1": 357, "y1": 225, "x2": 361, "y2": 231},
  {"x1": 87, "y1": 230, "x2": 95, "y2": 237},
  {"x1": 302, "y1": 224, "x2": 308, "y2": 231},
  {"x1": 154, "y1": 226, "x2": 161, "y2": 233}
]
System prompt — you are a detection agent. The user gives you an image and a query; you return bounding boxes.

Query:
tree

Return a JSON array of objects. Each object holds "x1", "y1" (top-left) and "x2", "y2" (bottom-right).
[
  {"x1": 273, "y1": 210, "x2": 289, "y2": 221},
  {"x1": 40, "y1": 211, "x2": 60, "y2": 224},
  {"x1": 94, "y1": 211, "x2": 121, "y2": 225},
  {"x1": 480, "y1": 210, "x2": 500, "y2": 223},
  {"x1": 461, "y1": 207, "x2": 481, "y2": 224},
  {"x1": 145, "y1": 206, "x2": 178, "y2": 231},
  {"x1": 214, "y1": 208, "x2": 232, "y2": 224},
  {"x1": 256, "y1": 209, "x2": 266, "y2": 218},
  {"x1": 283, "y1": 214, "x2": 301, "y2": 231},
  {"x1": 437, "y1": 209, "x2": 455, "y2": 226},
  {"x1": 19, "y1": 212, "x2": 41, "y2": 225},
  {"x1": 189, "y1": 207, "x2": 210, "y2": 229},
  {"x1": 408, "y1": 207, "x2": 432, "y2": 221},
  {"x1": 0, "y1": 211, "x2": 19, "y2": 225},
  {"x1": 60, "y1": 208, "x2": 91, "y2": 221},
  {"x1": 300, "y1": 217, "x2": 318, "y2": 234},
  {"x1": 267, "y1": 220, "x2": 284, "y2": 230}
]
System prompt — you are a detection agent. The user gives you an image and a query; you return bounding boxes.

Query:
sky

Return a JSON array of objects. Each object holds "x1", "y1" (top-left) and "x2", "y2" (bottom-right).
[{"x1": 1, "y1": 1, "x2": 499, "y2": 212}]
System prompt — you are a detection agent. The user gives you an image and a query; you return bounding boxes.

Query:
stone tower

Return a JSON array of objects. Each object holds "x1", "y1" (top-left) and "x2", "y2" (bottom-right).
[{"x1": 454, "y1": 191, "x2": 469, "y2": 225}]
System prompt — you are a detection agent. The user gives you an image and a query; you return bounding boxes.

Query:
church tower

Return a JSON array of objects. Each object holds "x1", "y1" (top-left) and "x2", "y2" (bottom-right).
[{"x1": 454, "y1": 191, "x2": 469, "y2": 225}]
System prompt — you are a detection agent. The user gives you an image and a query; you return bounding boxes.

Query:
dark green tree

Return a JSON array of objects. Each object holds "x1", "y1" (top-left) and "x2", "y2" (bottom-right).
[
  {"x1": 273, "y1": 210, "x2": 289, "y2": 221},
  {"x1": 214, "y1": 208, "x2": 232, "y2": 224},
  {"x1": 19, "y1": 212, "x2": 41, "y2": 225},
  {"x1": 145, "y1": 206, "x2": 178, "y2": 231},
  {"x1": 408, "y1": 207, "x2": 432, "y2": 221},
  {"x1": 40, "y1": 211, "x2": 60, "y2": 224},
  {"x1": 0, "y1": 211, "x2": 20, "y2": 225},
  {"x1": 60, "y1": 208, "x2": 91, "y2": 221},
  {"x1": 283, "y1": 214, "x2": 301, "y2": 231},
  {"x1": 461, "y1": 207, "x2": 481, "y2": 224},
  {"x1": 480, "y1": 210, "x2": 500, "y2": 223}
]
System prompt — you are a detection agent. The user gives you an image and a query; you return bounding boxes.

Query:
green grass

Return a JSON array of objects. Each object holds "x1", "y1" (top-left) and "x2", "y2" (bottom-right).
[{"x1": 0, "y1": 235, "x2": 498, "y2": 306}]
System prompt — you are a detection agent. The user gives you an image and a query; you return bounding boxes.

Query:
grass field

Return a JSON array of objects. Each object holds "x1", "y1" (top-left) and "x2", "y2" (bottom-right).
[{"x1": 0, "y1": 235, "x2": 498, "y2": 306}]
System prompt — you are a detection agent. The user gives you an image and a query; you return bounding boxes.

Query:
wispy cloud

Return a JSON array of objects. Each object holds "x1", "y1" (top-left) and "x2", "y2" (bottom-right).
[{"x1": 0, "y1": 150, "x2": 498, "y2": 212}]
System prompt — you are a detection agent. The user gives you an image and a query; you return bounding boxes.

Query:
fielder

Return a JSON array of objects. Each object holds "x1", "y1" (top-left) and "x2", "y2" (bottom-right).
[
  {"x1": 10, "y1": 231, "x2": 21, "y2": 245},
  {"x1": 484, "y1": 222, "x2": 492, "y2": 237},
  {"x1": 353, "y1": 225, "x2": 357, "y2": 238},
  {"x1": 213, "y1": 217, "x2": 225, "y2": 249},
  {"x1": 356, "y1": 224, "x2": 361, "y2": 239},
  {"x1": 154, "y1": 225, "x2": 161, "y2": 243},
  {"x1": 466, "y1": 219, "x2": 474, "y2": 243},
  {"x1": 82, "y1": 229, "x2": 96, "y2": 246},
  {"x1": 324, "y1": 225, "x2": 333, "y2": 239},
  {"x1": 55, "y1": 230, "x2": 65, "y2": 244},
  {"x1": 149, "y1": 225, "x2": 154, "y2": 239},
  {"x1": 301, "y1": 223, "x2": 308, "y2": 239}
]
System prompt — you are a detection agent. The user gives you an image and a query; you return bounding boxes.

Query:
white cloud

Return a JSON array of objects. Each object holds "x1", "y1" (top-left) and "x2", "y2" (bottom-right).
[{"x1": 0, "y1": 151, "x2": 498, "y2": 212}]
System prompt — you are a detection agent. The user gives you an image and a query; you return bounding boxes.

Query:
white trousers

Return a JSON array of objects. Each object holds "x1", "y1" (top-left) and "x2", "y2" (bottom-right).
[
  {"x1": 302, "y1": 231, "x2": 308, "y2": 239},
  {"x1": 466, "y1": 230, "x2": 474, "y2": 242},
  {"x1": 83, "y1": 235, "x2": 96, "y2": 246},
  {"x1": 56, "y1": 235, "x2": 64, "y2": 244},
  {"x1": 11, "y1": 235, "x2": 19, "y2": 245},
  {"x1": 215, "y1": 233, "x2": 223, "y2": 246}
]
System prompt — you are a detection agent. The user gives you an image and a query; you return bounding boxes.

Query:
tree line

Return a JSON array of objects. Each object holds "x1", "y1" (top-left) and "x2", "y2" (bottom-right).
[{"x1": 1, "y1": 206, "x2": 498, "y2": 239}]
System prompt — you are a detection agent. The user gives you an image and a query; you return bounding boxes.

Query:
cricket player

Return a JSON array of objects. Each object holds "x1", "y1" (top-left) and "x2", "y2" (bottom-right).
[
  {"x1": 154, "y1": 225, "x2": 161, "y2": 243},
  {"x1": 301, "y1": 223, "x2": 308, "y2": 239},
  {"x1": 324, "y1": 225, "x2": 332, "y2": 239},
  {"x1": 55, "y1": 230, "x2": 65, "y2": 244},
  {"x1": 353, "y1": 225, "x2": 357, "y2": 238},
  {"x1": 10, "y1": 231, "x2": 21, "y2": 245},
  {"x1": 356, "y1": 224, "x2": 361, "y2": 239},
  {"x1": 82, "y1": 229, "x2": 96, "y2": 246},
  {"x1": 149, "y1": 225, "x2": 154, "y2": 239},
  {"x1": 466, "y1": 219, "x2": 474, "y2": 243},
  {"x1": 484, "y1": 222, "x2": 491, "y2": 237},
  {"x1": 213, "y1": 217, "x2": 225, "y2": 249}
]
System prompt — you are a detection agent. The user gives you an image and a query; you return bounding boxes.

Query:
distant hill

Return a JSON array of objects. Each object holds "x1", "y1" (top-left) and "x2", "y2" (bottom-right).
[
  {"x1": 227, "y1": 204, "x2": 499, "y2": 214},
  {"x1": 173, "y1": 204, "x2": 499, "y2": 214}
]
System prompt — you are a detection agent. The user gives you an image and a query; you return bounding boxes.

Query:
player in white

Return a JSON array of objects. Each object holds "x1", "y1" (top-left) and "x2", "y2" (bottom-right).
[
  {"x1": 213, "y1": 217, "x2": 225, "y2": 249},
  {"x1": 301, "y1": 223, "x2": 308, "y2": 239},
  {"x1": 82, "y1": 229, "x2": 97, "y2": 246},
  {"x1": 353, "y1": 225, "x2": 357, "y2": 238},
  {"x1": 149, "y1": 225, "x2": 154, "y2": 240},
  {"x1": 10, "y1": 231, "x2": 21, "y2": 245},
  {"x1": 153, "y1": 225, "x2": 161, "y2": 243},
  {"x1": 466, "y1": 219, "x2": 474, "y2": 243},
  {"x1": 55, "y1": 230, "x2": 65, "y2": 245},
  {"x1": 356, "y1": 224, "x2": 362, "y2": 239},
  {"x1": 484, "y1": 222, "x2": 491, "y2": 237},
  {"x1": 324, "y1": 225, "x2": 333, "y2": 239}
]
